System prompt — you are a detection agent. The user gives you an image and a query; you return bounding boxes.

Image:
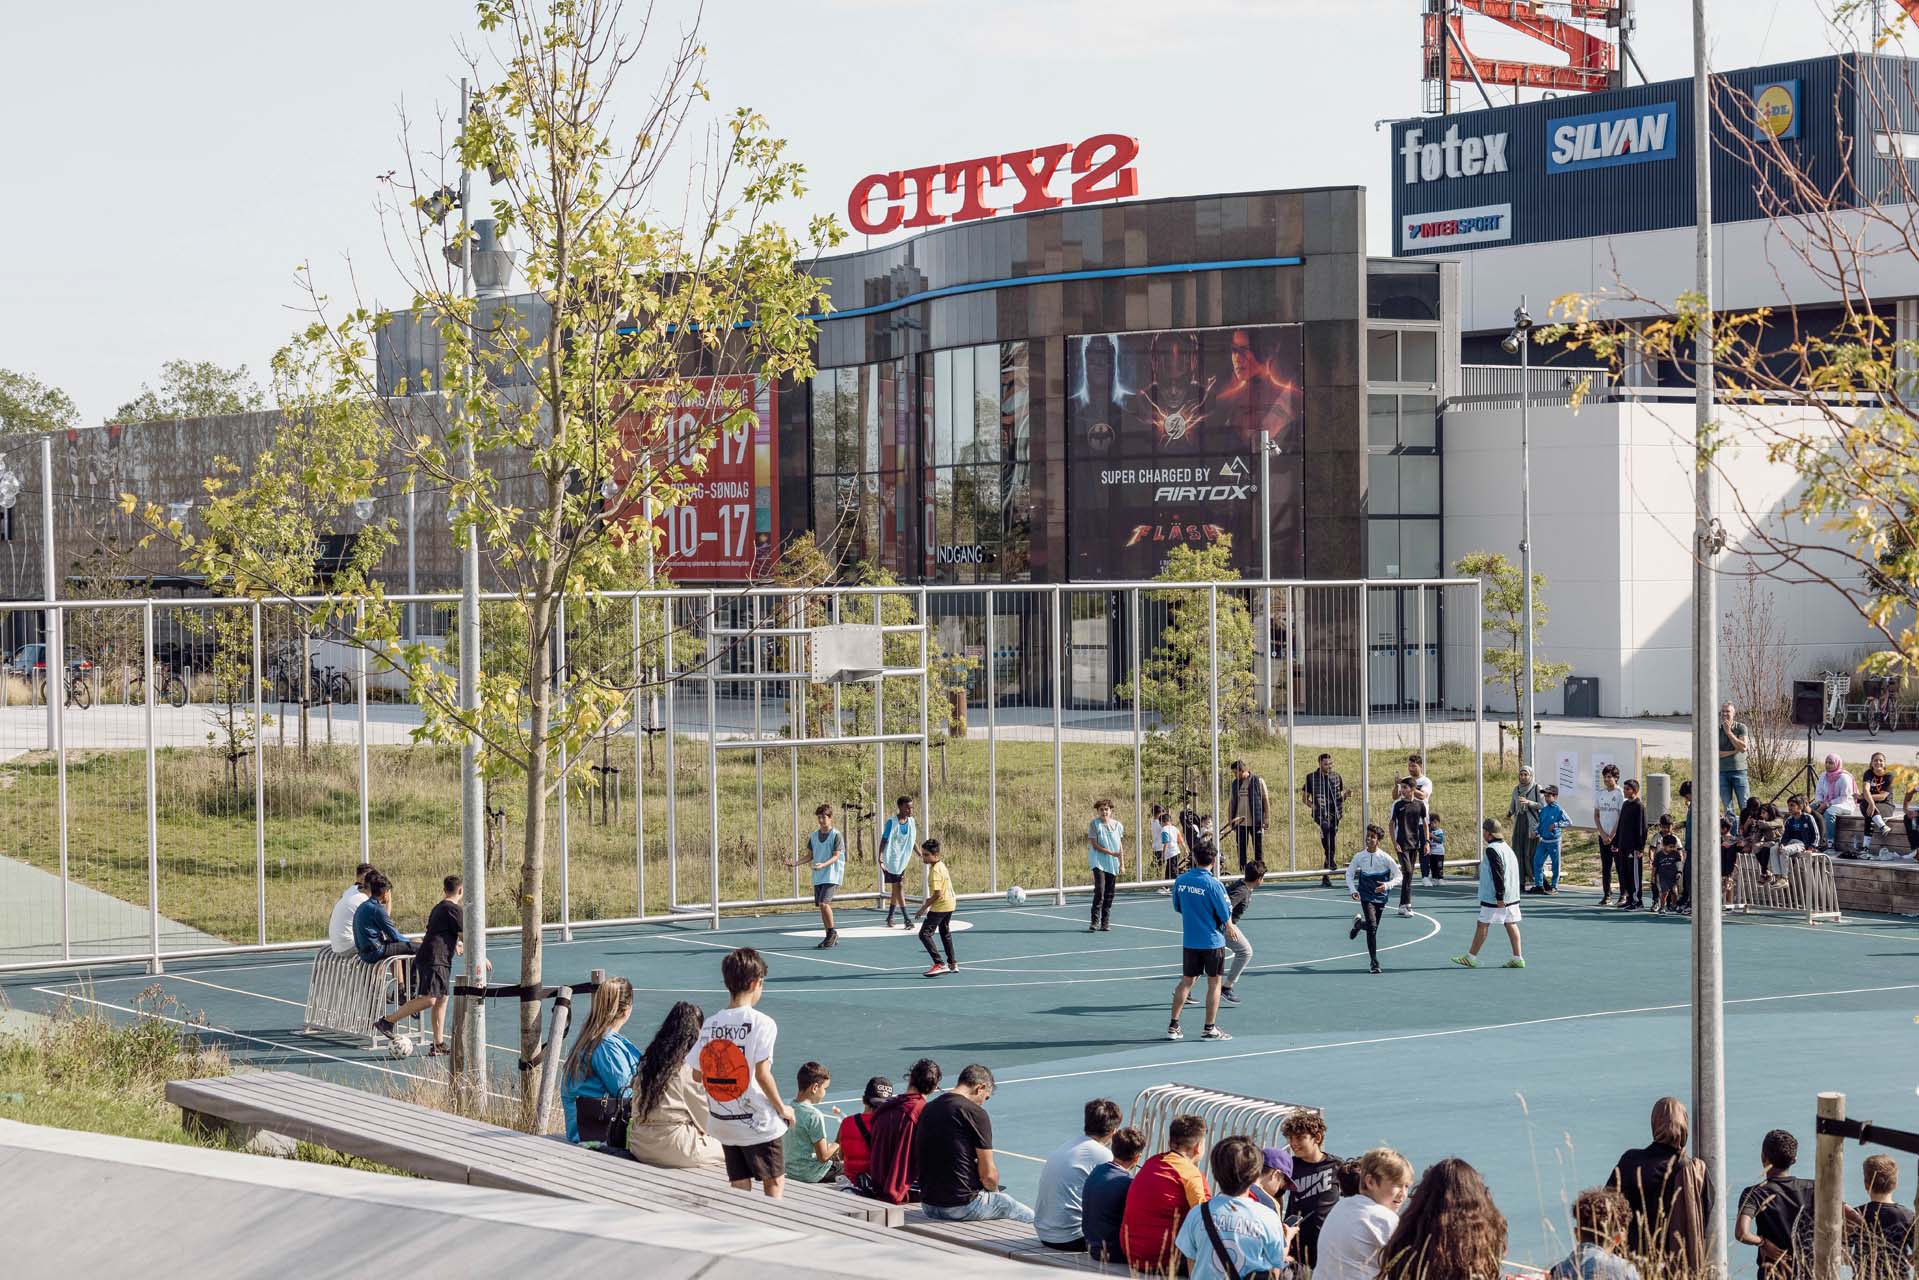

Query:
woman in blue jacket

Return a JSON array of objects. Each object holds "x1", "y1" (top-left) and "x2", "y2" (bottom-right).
[{"x1": 562, "y1": 976, "x2": 642, "y2": 1147}]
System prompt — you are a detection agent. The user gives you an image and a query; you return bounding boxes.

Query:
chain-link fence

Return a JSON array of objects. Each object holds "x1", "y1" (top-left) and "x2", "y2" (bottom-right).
[{"x1": 0, "y1": 578, "x2": 1482, "y2": 972}]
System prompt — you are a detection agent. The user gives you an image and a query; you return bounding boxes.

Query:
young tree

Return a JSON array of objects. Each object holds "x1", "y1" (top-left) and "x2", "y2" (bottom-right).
[
  {"x1": 1721, "y1": 576, "x2": 1794, "y2": 789},
  {"x1": 1120, "y1": 540, "x2": 1255, "y2": 807},
  {"x1": 0, "y1": 368, "x2": 79, "y2": 437},
  {"x1": 111, "y1": 359, "x2": 265, "y2": 423},
  {"x1": 127, "y1": 0, "x2": 837, "y2": 1101},
  {"x1": 1455, "y1": 550, "x2": 1572, "y2": 718}
]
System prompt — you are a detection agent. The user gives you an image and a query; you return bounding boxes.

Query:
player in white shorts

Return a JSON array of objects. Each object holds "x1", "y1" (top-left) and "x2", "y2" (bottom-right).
[{"x1": 1451, "y1": 817, "x2": 1525, "y2": 970}]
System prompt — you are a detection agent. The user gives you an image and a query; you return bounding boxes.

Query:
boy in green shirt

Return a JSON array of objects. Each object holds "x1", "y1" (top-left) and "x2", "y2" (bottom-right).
[{"x1": 782, "y1": 1060, "x2": 842, "y2": 1184}]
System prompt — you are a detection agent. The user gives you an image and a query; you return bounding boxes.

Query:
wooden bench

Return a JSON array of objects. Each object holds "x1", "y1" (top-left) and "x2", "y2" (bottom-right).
[
  {"x1": 901, "y1": 1208, "x2": 1129, "y2": 1274},
  {"x1": 164, "y1": 1071, "x2": 935, "y2": 1246}
]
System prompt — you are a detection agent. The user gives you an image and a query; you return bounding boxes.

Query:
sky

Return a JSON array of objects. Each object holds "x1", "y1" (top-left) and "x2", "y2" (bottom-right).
[{"x1": 1, "y1": 0, "x2": 1876, "y2": 423}]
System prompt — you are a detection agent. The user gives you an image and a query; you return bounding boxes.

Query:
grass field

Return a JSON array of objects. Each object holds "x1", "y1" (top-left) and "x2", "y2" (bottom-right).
[{"x1": 0, "y1": 731, "x2": 1704, "y2": 945}]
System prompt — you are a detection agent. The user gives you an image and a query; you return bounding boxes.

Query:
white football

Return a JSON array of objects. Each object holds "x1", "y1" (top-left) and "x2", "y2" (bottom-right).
[
  {"x1": 1006, "y1": 886, "x2": 1028, "y2": 906},
  {"x1": 387, "y1": 1031, "x2": 415, "y2": 1059}
]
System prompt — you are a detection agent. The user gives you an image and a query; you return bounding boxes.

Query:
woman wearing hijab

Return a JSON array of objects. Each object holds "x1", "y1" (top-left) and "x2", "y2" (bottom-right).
[
  {"x1": 1508, "y1": 766, "x2": 1543, "y2": 890},
  {"x1": 1608, "y1": 1096, "x2": 1714, "y2": 1278},
  {"x1": 1811, "y1": 754, "x2": 1858, "y2": 849}
]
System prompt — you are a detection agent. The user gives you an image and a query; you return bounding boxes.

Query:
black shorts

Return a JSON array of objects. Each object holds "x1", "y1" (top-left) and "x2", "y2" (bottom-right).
[
  {"x1": 882, "y1": 869, "x2": 904, "y2": 885},
  {"x1": 1719, "y1": 849, "x2": 1738, "y2": 878},
  {"x1": 1182, "y1": 947, "x2": 1225, "y2": 978},
  {"x1": 413, "y1": 962, "x2": 452, "y2": 999},
  {"x1": 722, "y1": 1137, "x2": 784, "y2": 1183},
  {"x1": 813, "y1": 883, "x2": 837, "y2": 906}
]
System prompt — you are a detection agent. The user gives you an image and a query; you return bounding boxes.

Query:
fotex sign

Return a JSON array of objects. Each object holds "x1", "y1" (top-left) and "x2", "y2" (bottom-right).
[{"x1": 1547, "y1": 101, "x2": 1678, "y2": 174}]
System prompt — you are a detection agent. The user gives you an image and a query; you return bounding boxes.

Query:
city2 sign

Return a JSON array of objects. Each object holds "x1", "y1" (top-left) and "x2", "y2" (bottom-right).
[{"x1": 846, "y1": 134, "x2": 1139, "y2": 235}]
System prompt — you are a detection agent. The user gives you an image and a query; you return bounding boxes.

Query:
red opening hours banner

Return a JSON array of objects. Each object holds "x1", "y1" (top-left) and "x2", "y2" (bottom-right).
[{"x1": 612, "y1": 375, "x2": 778, "y2": 581}]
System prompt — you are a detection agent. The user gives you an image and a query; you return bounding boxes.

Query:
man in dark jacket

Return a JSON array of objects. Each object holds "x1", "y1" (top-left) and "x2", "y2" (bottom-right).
[
  {"x1": 1228, "y1": 760, "x2": 1270, "y2": 873},
  {"x1": 1609, "y1": 1096, "x2": 1715, "y2": 1276},
  {"x1": 1300, "y1": 754, "x2": 1346, "y2": 888},
  {"x1": 862, "y1": 1057, "x2": 940, "y2": 1204}
]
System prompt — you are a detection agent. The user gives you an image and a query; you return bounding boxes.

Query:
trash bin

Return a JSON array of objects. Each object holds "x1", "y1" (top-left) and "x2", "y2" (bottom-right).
[{"x1": 1564, "y1": 675, "x2": 1599, "y2": 718}]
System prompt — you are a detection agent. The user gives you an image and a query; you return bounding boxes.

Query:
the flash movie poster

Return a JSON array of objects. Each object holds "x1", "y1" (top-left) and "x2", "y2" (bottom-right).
[{"x1": 1066, "y1": 324, "x2": 1304, "y2": 581}]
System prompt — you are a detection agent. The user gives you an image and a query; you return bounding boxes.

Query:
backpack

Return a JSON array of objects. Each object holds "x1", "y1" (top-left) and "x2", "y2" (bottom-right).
[{"x1": 855, "y1": 1093, "x2": 923, "y2": 1204}]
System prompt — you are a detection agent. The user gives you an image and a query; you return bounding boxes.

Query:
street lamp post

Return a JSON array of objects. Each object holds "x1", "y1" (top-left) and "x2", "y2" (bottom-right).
[{"x1": 1502, "y1": 301, "x2": 1537, "y2": 769}]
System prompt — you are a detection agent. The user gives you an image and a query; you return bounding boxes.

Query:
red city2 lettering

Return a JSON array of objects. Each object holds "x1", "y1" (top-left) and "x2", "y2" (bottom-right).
[{"x1": 847, "y1": 135, "x2": 1139, "y2": 235}]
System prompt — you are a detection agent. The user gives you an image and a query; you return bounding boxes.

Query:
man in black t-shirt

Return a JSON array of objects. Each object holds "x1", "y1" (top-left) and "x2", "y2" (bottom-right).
[
  {"x1": 1388, "y1": 778, "x2": 1429, "y2": 917},
  {"x1": 914, "y1": 1064, "x2": 1033, "y2": 1223},
  {"x1": 1737, "y1": 1130, "x2": 1816, "y2": 1280},
  {"x1": 414, "y1": 875, "x2": 468, "y2": 1056},
  {"x1": 1301, "y1": 755, "x2": 1346, "y2": 888},
  {"x1": 1280, "y1": 1109, "x2": 1341, "y2": 1268}
]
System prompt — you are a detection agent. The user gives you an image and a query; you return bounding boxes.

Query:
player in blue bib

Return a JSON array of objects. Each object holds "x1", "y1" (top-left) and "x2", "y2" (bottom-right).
[
  {"x1": 1168, "y1": 844, "x2": 1234, "y2": 1043},
  {"x1": 786, "y1": 802, "x2": 845, "y2": 949},
  {"x1": 878, "y1": 796, "x2": 917, "y2": 929}
]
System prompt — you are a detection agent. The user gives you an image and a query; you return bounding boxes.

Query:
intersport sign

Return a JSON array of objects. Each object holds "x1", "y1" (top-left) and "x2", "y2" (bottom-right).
[{"x1": 1547, "y1": 101, "x2": 1678, "y2": 174}]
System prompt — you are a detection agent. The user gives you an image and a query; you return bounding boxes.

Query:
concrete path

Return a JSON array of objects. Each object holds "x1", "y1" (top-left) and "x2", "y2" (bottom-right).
[{"x1": 0, "y1": 854, "x2": 224, "y2": 963}]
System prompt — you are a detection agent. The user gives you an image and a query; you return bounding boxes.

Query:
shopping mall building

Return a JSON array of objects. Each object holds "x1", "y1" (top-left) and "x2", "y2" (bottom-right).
[{"x1": 6, "y1": 52, "x2": 1914, "y2": 715}]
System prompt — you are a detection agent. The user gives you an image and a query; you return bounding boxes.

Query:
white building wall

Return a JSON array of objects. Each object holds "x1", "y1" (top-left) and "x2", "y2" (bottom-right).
[{"x1": 1442, "y1": 399, "x2": 1880, "y2": 717}]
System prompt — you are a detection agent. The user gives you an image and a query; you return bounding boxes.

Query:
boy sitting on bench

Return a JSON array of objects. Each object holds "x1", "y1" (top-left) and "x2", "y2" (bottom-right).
[{"x1": 352, "y1": 871, "x2": 435, "y2": 1039}]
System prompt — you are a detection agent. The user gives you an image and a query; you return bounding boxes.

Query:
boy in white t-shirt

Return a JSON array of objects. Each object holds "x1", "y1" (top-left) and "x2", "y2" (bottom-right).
[
  {"x1": 327, "y1": 862, "x2": 375, "y2": 955},
  {"x1": 693, "y1": 947, "x2": 794, "y2": 1197},
  {"x1": 1151, "y1": 803, "x2": 1184, "y2": 894},
  {"x1": 1313, "y1": 1147, "x2": 1414, "y2": 1280}
]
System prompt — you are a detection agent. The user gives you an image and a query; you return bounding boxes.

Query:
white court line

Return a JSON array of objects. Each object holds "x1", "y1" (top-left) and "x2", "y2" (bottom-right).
[
  {"x1": 977, "y1": 910, "x2": 1444, "y2": 974},
  {"x1": 663, "y1": 932, "x2": 902, "y2": 973},
  {"x1": 1012, "y1": 908, "x2": 1180, "y2": 935},
  {"x1": 982, "y1": 980, "x2": 1919, "y2": 1091}
]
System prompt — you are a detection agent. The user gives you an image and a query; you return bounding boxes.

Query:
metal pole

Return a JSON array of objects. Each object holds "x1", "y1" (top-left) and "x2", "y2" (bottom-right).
[
  {"x1": 144, "y1": 602, "x2": 162, "y2": 974},
  {"x1": 1474, "y1": 584, "x2": 1486, "y2": 845},
  {"x1": 633, "y1": 596, "x2": 645, "y2": 918},
  {"x1": 1130, "y1": 586, "x2": 1143, "y2": 882},
  {"x1": 706, "y1": 592, "x2": 721, "y2": 929},
  {"x1": 1260, "y1": 441, "x2": 1274, "y2": 730},
  {"x1": 789, "y1": 592, "x2": 801, "y2": 900},
  {"x1": 405, "y1": 479, "x2": 417, "y2": 640},
  {"x1": 1690, "y1": 6, "x2": 1727, "y2": 1270},
  {"x1": 1052, "y1": 587, "x2": 1065, "y2": 906},
  {"x1": 753, "y1": 595, "x2": 764, "y2": 902},
  {"x1": 830, "y1": 594, "x2": 842, "y2": 736},
  {"x1": 356, "y1": 602, "x2": 370, "y2": 866},
  {"x1": 1519, "y1": 295, "x2": 1537, "y2": 776},
  {"x1": 1208, "y1": 586, "x2": 1221, "y2": 832},
  {"x1": 40, "y1": 437, "x2": 56, "y2": 753},
  {"x1": 1286, "y1": 585, "x2": 1297, "y2": 874},
  {"x1": 1416, "y1": 584, "x2": 1427, "y2": 757},
  {"x1": 454, "y1": 76, "x2": 487, "y2": 1096},
  {"x1": 1358, "y1": 586, "x2": 1371, "y2": 833},
  {"x1": 253, "y1": 602, "x2": 266, "y2": 946},
  {"x1": 555, "y1": 603, "x2": 571, "y2": 942},
  {"x1": 986, "y1": 589, "x2": 999, "y2": 891},
  {"x1": 51, "y1": 595, "x2": 70, "y2": 962},
  {"x1": 664, "y1": 597, "x2": 678, "y2": 909},
  {"x1": 918, "y1": 588, "x2": 931, "y2": 833},
  {"x1": 1813, "y1": 1092, "x2": 1846, "y2": 1280},
  {"x1": 875, "y1": 598, "x2": 886, "y2": 907}
]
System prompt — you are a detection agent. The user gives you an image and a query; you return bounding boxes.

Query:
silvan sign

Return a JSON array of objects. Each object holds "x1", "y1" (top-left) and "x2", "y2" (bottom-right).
[{"x1": 1547, "y1": 101, "x2": 1678, "y2": 174}]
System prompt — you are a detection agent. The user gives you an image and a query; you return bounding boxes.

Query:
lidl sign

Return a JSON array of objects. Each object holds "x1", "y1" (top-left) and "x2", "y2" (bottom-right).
[
  {"x1": 1753, "y1": 80, "x2": 1801, "y2": 140},
  {"x1": 1548, "y1": 101, "x2": 1678, "y2": 174}
]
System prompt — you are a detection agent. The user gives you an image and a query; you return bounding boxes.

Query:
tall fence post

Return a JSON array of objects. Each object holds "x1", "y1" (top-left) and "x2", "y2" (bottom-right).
[
  {"x1": 986, "y1": 589, "x2": 998, "y2": 892},
  {"x1": 356, "y1": 601, "x2": 370, "y2": 867},
  {"x1": 632, "y1": 595, "x2": 646, "y2": 919},
  {"x1": 1208, "y1": 586, "x2": 1221, "y2": 834},
  {"x1": 1813, "y1": 1091, "x2": 1846, "y2": 1280},
  {"x1": 253, "y1": 601, "x2": 266, "y2": 946},
  {"x1": 52, "y1": 602, "x2": 70, "y2": 961},
  {"x1": 1416, "y1": 584, "x2": 1427, "y2": 758},
  {"x1": 919, "y1": 587, "x2": 932, "y2": 835},
  {"x1": 788, "y1": 590, "x2": 801, "y2": 900},
  {"x1": 1473, "y1": 584, "x2": 1486, "y2": 845},
  {"x1": 874, "y1": 595, "x2": 886, "y2": 907},
  {"x1": 1358, "y1": 586, "x2": 1371, "y2": 833},
  {"x1": 663, "y1": 596, "x2": 678, "y2": 910},
  {"x1": 706, "y1": 591, "x2": 721, "y2": 929},
  {"x1": 1131, "y1": 586, "x2": 1143, "y2": 882},
  {"x1": 1286, "y1": 586, "x2": 1297, "y2": 874},
  {"x1": 752, "y1": 595, "x2": 764, "y2": 903},
  {"x1": 1052, "y1": 587, "x2": 1065, "y2": 906},
  {"x1": 143, "y1": 601, "x2": 162, "y2": 974}
]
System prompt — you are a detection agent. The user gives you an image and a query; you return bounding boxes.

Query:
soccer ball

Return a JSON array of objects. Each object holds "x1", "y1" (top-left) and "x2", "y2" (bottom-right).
[
  {"x1": 1006, "y1": 885, "x2": 1028, "y2": 906},
  {"x1": 386, "y1": 1032, "x2": 415, "y2": 1059}
]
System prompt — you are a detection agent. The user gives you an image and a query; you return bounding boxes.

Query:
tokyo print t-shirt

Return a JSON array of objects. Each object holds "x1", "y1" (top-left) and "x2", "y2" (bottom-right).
[{"x1": 695, "y1": 1005, "x2": 788, "y2": 1147}]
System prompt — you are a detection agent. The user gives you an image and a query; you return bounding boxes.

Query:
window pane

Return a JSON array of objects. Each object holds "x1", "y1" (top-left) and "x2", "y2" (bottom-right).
[
  {"x1": 1002, "y1": 341, "x2": 1030, "y2": 461},
  {"x1": 1368, "y1": 272, "x2": 1440, "y2": 321},
  {"x1": 811, "y1": 376, "x2": 835, "y2": 478},
  {"x1": 1367, "y1": 520, "x2": 1401, "y2": 578},
  {"x1": 1399, "y1": 394, "x2": 1438, "y2": 449},
  {"x1": 1400, "y1": 521, "x2": 1442, "y2": 578},
  {"x1": 1399, "y1": 455, "x2": 1441, "y2": 515},
  {"x1": 946, "y1": 347, "x2": 973, "y2": 468},
  {"x1": 1401, "y1": 330, "x2": 1438, "y2": 385},
  {"x1": 1369, "y1": 455, "x2": 1400, "y2": 516},
  {"x1": 1368, "y1": 394, "x2": 1397, "y2": 449},
  {"x1": 932, "y1": 349, "x2": 953, "y2": 471},
  {"x1": 834, "y1": 368, "x2": 859, "y2": 472},
  {"x1": 1367, "y1": 329, "x2": 1398, "y2": 382},
  {"x1": 973, "y1": 344, "x2": 999, "y2": 465}
]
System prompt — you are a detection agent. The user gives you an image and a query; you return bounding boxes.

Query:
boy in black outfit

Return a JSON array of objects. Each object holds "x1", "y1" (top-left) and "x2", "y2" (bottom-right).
[
  {"x1": 416, "y1": 875, "x2": 468, "y2": 1056},
  {"x1": 1388, "y1": 777, "x2": 1429, "y2": 918},
  {"x1": 1616, "y1": 779, "x2": 1648, "y2": 910},
  {"x1": 1852, "y1": 1154, "x2": 1914, "y2": 1280}
]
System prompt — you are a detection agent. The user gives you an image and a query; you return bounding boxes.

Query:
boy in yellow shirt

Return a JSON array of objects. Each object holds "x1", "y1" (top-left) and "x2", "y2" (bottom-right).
[{"x1": 913, "y1": 838, "x2": 959, "y2": 978}]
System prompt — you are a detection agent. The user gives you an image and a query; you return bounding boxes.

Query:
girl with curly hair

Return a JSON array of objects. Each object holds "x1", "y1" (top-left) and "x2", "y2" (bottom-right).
[{"x1": 1380, "y1": 1157, "x2": 1509, "y2": 1280}]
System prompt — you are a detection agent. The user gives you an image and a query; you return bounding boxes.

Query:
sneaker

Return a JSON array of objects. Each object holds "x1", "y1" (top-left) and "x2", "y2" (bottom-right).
[
  {"x1": 1087, "y1": 924, "x2": 1100, "y2": 933},
  {"x1": 1504, "y1": 957, "x2": 1527, "y2": 969},
  {"x1": 1156, "y1": 887, "x2": 1172, "y2": 896},
  {"x1": 1370, "y1": 962, "x2": 1381, "y2": 974},
  {"x1": 1450, "y1": 954, "x2": 1478, "y2": 968},
  {"x1": 428, "y1": 1041, "x2": 451, "y2": 1057},
  {"x1": 1599, "y1": 895, "x2": 1612, "y2": 906},
  {"x1": 1201, "y1": 1025, "x2": 1232, "y2": 1041},
  {"x1": 1348, "y1": 916, "x2": 1362, "y2": 940},
  {"x1": 1396, "y1": 905, "x2": 1414, "y2": 918},
  {"x1": 825, "y1": 930, "x2": 839, "y2": 948},
  {"x1": 1098, "y1": 923, "x2": 1110, "y2": 932},
  {"x1": 1167, "y1": 1023, "x2": 1185, "y2": 1041},
  {"x1": 815, "y1": 937, "x2": 831, "y2": 949},
  {"x1": 1320, "y1": 876, "x2": 1333, "y2": 889},
  {"x1": 946, "y1": 963, "x2": 959, "y2": 973},
  {"x1": 1219, "y1": 987, "x2": 1240, "y2": 1006},
  {"x1": 374, "y1": 1016, "x2": 396, "y2": 1036},
  {"x1": 923, "y1": 962, "x2": 948, "y2": 978}
]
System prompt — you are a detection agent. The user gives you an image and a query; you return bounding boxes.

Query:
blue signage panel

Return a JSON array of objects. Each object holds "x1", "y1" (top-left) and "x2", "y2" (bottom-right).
[
  {"x1": 1547, "y1": 100, "x2": 1679, "y2": 174},
  {"x1": 1753, "y1": 80, "x2": 1801, "y2": 140}
]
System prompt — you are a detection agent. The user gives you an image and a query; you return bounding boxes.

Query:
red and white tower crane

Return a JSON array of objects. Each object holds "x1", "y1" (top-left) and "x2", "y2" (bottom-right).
[{"x1": 1422, "y1": 1, "x2": 1644, "y2": 114}]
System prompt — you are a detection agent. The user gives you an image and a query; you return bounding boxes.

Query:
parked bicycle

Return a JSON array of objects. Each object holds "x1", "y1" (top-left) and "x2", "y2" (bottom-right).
[
  {"x1": 1817, "y1": 670, "x2": 1905, "y2": 736},
  {"x1": 267, "y1": 655, "x2": 350, "y2": 706},
  {"x1": 129, "y1": 665, "x2": 189, "y2": 709}
]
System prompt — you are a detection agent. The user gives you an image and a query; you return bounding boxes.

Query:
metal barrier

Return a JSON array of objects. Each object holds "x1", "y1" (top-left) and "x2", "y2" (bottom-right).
[
  {"x1": 1729, "y1": 846, "x2": 1843, "y2": 925},
  {"x1": 0, "y1": 577, "x2": 1485, "y2": 974},
  {"x1": 1127, "y1": 1083, "x2": 1317, "y2": 1157},
  {"x1": 302, "y1": 949, "x2": 423, "y2": 1048}
]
